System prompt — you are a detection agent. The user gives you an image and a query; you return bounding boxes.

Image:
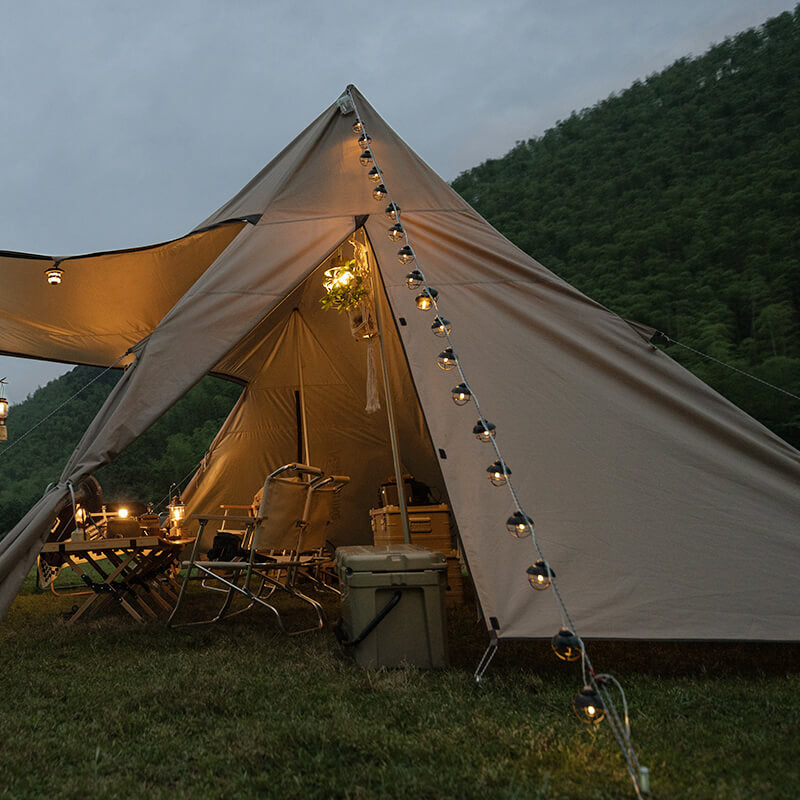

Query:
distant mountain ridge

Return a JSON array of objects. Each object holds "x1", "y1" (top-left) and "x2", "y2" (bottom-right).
[{"x1": 2, "y1": 6, "x2": 798, "y2": 535}]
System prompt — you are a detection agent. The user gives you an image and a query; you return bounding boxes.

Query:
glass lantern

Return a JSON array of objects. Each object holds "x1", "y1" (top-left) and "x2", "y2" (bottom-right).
[
  {"x1": 437, "y1": 348, "x2": 457, "y2": 370},
  {"x1": 451, "y1": 383, "x2": 471, "y2": 406}
]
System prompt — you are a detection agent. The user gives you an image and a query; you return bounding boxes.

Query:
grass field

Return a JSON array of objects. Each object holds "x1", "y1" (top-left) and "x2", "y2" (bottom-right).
[{"x1": 1, "y1": 573, "x2": 798, "y2": 799}]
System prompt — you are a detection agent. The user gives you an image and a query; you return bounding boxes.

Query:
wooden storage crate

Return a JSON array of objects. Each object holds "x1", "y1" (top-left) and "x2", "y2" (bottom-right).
[{"x1": 369, "y1": 504, "x2": 470, "y2": 605}]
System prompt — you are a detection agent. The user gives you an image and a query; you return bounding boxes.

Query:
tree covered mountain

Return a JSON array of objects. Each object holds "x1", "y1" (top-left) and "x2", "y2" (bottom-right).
[
  {"x1": 1, "y1": 7, "x2": 798, "y2": 535},
  {"x1": 452, "y1": 6, "x2": 800, "y2": 446}
]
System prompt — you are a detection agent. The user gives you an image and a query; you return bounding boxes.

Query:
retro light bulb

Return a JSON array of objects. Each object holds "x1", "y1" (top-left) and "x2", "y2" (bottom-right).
[
  {"x1": 405, "y1": 270, "x2": 424, "y2": 290},
  {"x1": 451, "y1": 383, "x2": 471, "y2": 406},
  {"x1": 415, "y1": 288, "x2": 438, "y2": 310},
  {"x1": 357, "y1": 134, "x2": 372, "y2": 151},
  {"x1": 572, "y1": 686, "x2": 606, "y2": 725},
  {"x1": 526, "y1": 560, "x2": 554, "y2": 588},
  {"x1": 385, "y1": 204, "x2": 400, "y2": 221},
  {"x1": 117, "y1": 507, "x2": 129, "y2": 519},
  {"x1": 387, "y1": 223, "x2": 404, "y2": 241},
  {"x1": 487, "y1": 460, "x2": 510, "y2": 486},
  {"x1": 372, "y1": 184, "x2": 388, "y2": 202},
  {"x1": 431, "y1": 316, "x2": 451, "y2": 337},
  {"x1": 352, "y1": 120, "x2": 365, "y2": 135},
  {"x1": 506, "y1": 511, "x2": 533, "y2": 538},
  {"x1": 397, "y1": 246, "x2": 415, "y2": 264},
  {"x1": 473, "y1": 420, "x2": 496, "y2": 442},
  {"x1": 45, "y1": 266, "x2": 64, "y2": 285},
  {"x1": 437, "y1": 348, "x2": 457, "y2": 370},
  {"x1": 368, "y1": 167, "x2": 382, "y2": 183},
  {"x1": 551, "y1": 627, "x2": 582, "y2": 661},
  {"x1": 359, "y1": 150, "x2": 373, "y2": 167}
]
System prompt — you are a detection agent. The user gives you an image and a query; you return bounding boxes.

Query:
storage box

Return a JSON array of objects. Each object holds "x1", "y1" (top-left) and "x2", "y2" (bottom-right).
[
  {"x1": 336, "y1": 545, "x2": 448, "y2": 669},
  {"x1": 369, "y1": 504, "x2": 469, "y2": 605}
]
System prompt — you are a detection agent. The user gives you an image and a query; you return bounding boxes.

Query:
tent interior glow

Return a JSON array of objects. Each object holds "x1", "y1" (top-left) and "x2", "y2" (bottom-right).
[{"x1": 0, "y1": 86, "x2": 797, "y2": 650}]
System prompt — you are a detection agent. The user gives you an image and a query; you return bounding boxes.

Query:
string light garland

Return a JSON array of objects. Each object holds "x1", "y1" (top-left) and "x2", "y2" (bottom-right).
[{"x1": 345, "y1": 89, "x2": 648, "y2": 798}]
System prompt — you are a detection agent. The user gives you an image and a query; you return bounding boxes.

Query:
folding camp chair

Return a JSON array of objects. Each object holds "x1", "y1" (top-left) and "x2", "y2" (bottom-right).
[{"x1": 167, "y1": 463, "x2": 342, "y2": 633}]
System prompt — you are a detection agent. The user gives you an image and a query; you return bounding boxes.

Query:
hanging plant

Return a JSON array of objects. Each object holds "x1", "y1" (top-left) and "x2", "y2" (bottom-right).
[{"x1": 320, "y1": 258, "x2": 369, "y2": 312}]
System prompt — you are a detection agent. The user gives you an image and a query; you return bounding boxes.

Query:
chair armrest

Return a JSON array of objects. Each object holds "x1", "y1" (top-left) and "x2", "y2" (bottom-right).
[{"x1": 191, "y1": 514, "x2": 254, "y2": 524}]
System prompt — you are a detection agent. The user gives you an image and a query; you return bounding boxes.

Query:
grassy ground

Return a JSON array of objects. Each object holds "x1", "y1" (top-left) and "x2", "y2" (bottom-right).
[{"x1": 1, "y1": 573, "x2": 798, "y2": 799}]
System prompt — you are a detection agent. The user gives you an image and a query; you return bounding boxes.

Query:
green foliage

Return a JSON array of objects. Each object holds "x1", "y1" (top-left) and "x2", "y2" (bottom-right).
[
  {"x1": 452, "y1": 7, "x2": 800, "y2": 446},
  {"x1": 319, "y1": 259, "x2": 369, "y2": 312},
  {"x1": 0, "y1": 368, "x2": 240, "y2": 536}
]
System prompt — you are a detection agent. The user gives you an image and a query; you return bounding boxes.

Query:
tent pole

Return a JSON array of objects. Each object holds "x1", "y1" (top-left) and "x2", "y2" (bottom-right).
[
  {"x1": 295, "y1": 313, "x2": 311, "y2": 466},
  {"x1": 371, "y1": 268, "x2": 411, "y2": 545}
]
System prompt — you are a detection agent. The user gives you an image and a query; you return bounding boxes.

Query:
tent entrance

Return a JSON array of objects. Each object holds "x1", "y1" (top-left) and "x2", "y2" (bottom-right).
[{"x1": 182, "y1": 234, "x2": 449, "y2": 550}]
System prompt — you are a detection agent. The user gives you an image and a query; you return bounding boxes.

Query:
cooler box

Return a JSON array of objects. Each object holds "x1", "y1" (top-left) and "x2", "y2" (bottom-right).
[{"x1": 336, "y1": 545, "x2": 448, "y2": 669}]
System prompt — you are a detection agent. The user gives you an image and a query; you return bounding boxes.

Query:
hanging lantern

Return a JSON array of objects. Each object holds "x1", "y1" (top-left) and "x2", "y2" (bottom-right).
[
  {"x1": 397, "y1": 246, "x2": 415, "y2": 264},
  {"x1": 437, "y1": 348, "x2": 457, "y2": 370},
  {"x1": 526, "y1": 560, "x2": 554, "y2": 588},
  {"x1": 45, "y1": 266, "x2": 64, "y2": 285},
  {"x1": 168, "y1": 496, "x2": 186, "y2": 528},
  {"x1": 572, "y1": 686, "x2": 605, "y2": 725},
  {"x1": 506, "y1": 511, "x2": 533, "y2": 538},
  {"x1": 323, "y1": 256, "x2": 355, "y2": 292},
  {"x1": 385, "y1": 203, "x2": 400, "y2": 221},
  {"x1": 451, "y1": 383, "x2": 471, "y2": 406},
  {"x1": 0, "y1": 382, "x2": 7, "y2": 443},
  {"x1": 387, "y1": 222, "x2": 404, "y2": 241},
  {"x1": 405, "y1": 270, "x2": 424, "y2": 290},
  {"x1": 431, "y1": 316, "x2": 451, "y2": 337},
  {"x1": 368, "y1": 167, "x2": 382, "y2": 183},
  {"x1": 415, "y1": 288, "x2": 438, "y2": 310},
  {"x1": 372, "y1": 184, "x2": 388, "y2": 202},
  {"x1": 473, "y1": 419, "x2": 496, "y2": 441},
  {"x1": 487, "y1": 460, "x2": 511, "y2": 486},
  {"x1": 359, "y1": 150, "x2": 373, "y2": 167},
  {"x1": 357, "y1": 134, "x2": 372, "y2": 150},
  {"x1": 353, "y1": 120, "x2": 365, "y2": 135},
  {"x1": 552, "y1": 627, "x2": 582, "y2": 661}
]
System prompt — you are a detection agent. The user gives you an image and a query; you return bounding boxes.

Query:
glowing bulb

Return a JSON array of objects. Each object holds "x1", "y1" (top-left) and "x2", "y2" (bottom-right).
[
  {"x1": 473, "y1": 420, "x2": 496, "y2": 441},
  {"x1": 0, "y1": 396, "x2": 7, "y2": 421},
  {"x1": 551, "y1": 628, "x2": 582, "y2": 662},
  {"x1": 387, "y1": 223, "x2": 404, "y2": 241},
  {"x1": 352, "y1": 120, "x2": 365, "y2": 135},
  {"x1": 526, "y1": 560, "x2": 554, "y2": 588},
  {"x1": 359, "y1": 150, "x2": 373, "y2": 167},
  {"x1": 75, "y1": 507, "x2": 87, "y2": 525},
  {"x1": 437, "y1": 348, "x2": 457, "y2": 370},
  {"x1": 487, "y1": 460, "x2": 510, "y2": 486},
  {"x1": 451, "y1": 383, "x2": 471, "y2": 406},
  {"x1": 506, "y1": 511, "x2": 532, "y2": 538},
  {"x1": 572, "y1": 686, "x2": 605, "y2": 725},
  {"x1": 118, "y1": 507, "x2": 129, "y2": 519},
  {"x1": 168, "y1": 498, "x2": 185, "y2": 525},
  {"x1": 368, "y1": 167, "x2": 382, "y2": 183},
  {"x1": 357, "y1": 134, "x2": 372, "y2": 151},
  {"x1": 372, "y1": 184, "x2": 388, "y2": 201},
  {"x1": 431, "y1": 316, "x2": 451, "y2": 337},
  {"x1": 405, "y1": 270, "x2": 424, "y2": 290},
  {"x1": 45, "y1": 267, "x2": 63, "y2": 285},
  {"x1": 323, "y1": 265, "x2": 355, "y2": 291},
  {"x1": 397, "y1": 246, "x2": 415, "y2": 264},
  {"x1": 415, "y1": 288, "x2": 438, "y2": 310},
  {"x1": 385, "y1": 203, "x2": 400, "y2": 221}
]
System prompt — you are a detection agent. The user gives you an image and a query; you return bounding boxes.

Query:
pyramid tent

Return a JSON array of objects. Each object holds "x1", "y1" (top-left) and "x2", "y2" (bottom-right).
[{"x1": 1, "y1": 86, "x2": 798, "y2": 640}]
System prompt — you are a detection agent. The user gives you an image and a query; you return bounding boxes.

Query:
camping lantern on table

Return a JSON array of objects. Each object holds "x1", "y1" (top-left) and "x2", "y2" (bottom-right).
[
  {"x1": 168, "y1": 495, "x2": 185, "y2": 533},
  {"x1": 0, "y1": 383, "x2": 7, "y2": 442}
]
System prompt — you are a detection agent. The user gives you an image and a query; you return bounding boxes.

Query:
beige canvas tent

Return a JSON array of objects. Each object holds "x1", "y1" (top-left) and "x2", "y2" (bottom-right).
[{"x1": 1, "y1": 86, "x2": 798, "y2": 639}]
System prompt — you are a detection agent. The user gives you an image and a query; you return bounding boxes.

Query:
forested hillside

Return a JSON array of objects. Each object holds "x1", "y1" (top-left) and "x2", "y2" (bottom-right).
[
  {"x1": 453, "y1": 7, "x2": 800, "y2": 446},
  {"x1": 1, "y1": 7, "x2": 798, "y2": 535}
]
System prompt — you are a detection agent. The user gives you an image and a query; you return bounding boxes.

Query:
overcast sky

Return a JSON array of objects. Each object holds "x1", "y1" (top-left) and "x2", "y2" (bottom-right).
[{"x1": 0, "y1": 0, "x2": 794, "y2": 403}]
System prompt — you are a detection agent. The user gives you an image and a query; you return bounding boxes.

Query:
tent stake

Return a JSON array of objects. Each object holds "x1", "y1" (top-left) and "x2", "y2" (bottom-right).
[{"x1": 371, "y1": 267, "x2": 411, "y2": 544}]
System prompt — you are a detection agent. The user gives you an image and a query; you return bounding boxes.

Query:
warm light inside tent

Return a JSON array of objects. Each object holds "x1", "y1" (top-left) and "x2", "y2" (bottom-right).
[
  {"x1": 45, "y1": 267, "x2": 64, "y2": 285},
  {"x1": 323, "y1": 265, "x2": 355, "y2": 292}
]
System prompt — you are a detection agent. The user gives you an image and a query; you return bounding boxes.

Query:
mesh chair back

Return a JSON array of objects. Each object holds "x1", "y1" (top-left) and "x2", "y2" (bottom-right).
[{"x1": 253, "y1": 476, "x2": 312, "y2": 552}]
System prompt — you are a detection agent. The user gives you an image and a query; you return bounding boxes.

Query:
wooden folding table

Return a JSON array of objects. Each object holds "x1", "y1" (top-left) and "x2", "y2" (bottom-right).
[{"x1": 39, "y1": 536, "x2": 194, "y2": 625}]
